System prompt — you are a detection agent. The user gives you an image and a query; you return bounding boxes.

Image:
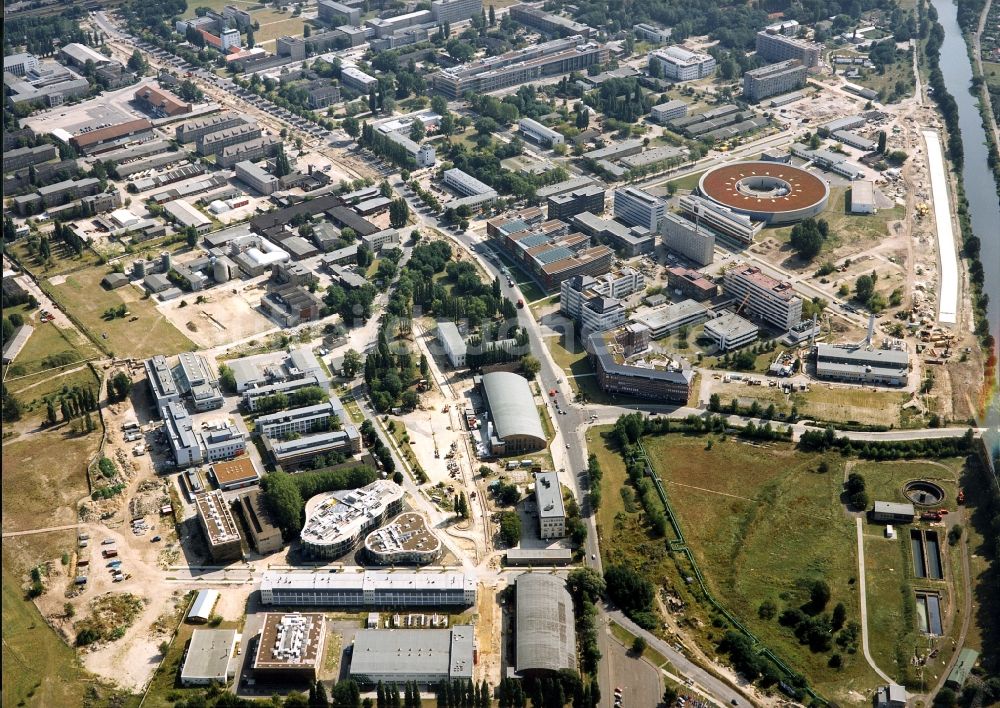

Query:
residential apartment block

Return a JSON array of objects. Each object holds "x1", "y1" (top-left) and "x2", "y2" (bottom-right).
[
  {"x1": 756, "y1": 29, "x2": 822, "y2": 69},
  {"x1": 743, "y1": 60, "x2": 808, "y2": 102}
]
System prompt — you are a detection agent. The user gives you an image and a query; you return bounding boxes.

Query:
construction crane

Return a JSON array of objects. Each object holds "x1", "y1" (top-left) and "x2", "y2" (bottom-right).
[{"x1": 734, "y1": 291, "x2": 751, "y2": 317}]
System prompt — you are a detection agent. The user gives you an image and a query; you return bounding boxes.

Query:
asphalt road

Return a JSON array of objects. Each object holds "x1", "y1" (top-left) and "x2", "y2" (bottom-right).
[{"x1": 606, "y1": 608, "x2": 747, "y2": 708}]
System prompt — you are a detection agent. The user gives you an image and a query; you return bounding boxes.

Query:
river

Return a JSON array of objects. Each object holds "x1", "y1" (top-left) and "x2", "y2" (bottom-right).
[{"x1": 931, "y1": 0, "x2": 1000, "y2": 437}]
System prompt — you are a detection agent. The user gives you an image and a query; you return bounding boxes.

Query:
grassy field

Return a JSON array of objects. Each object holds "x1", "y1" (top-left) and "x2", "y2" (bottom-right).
[
  {"x1": 639, "y1": 434, "x2": 885, "y2": 700},
  {"x1": 2, "y1": 430, "x2": 96, "y2": 536},
  {"x1": 769, "y1": 187, "x2": 905, "y2": 253},
  {"x1": 851, "y1": 459, "x2": 963, "y2": 508},
  {"x1": 791, "y1": 387, "x2": 911, "y2": 426},
  {"x1": 848, "y1": 54, "x2": 915, "y2": 103},
  {"x1": 1, "y1": 567, "x2": 94, "y2": 708},
  {"x1": 11, "y1": 239, "x2": 102, "y2": 277},
  {"x1": 2, "y1": 318, "x2": 100, "y2": 378},
  {"x1": 984, "y1": 61, "x2": 1000, "y2": 88},
  {"x1": 44, "y1": 266, "x2": 195, "y2": 359},
  {"x1": 666, "y1": 170, "x2": 706, "y2": 193}
]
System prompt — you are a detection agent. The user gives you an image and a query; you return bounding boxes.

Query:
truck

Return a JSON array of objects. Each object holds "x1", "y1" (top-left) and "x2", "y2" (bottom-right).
[{"x1": 102, "y1": 548, "x2": 118, "y2": 558}]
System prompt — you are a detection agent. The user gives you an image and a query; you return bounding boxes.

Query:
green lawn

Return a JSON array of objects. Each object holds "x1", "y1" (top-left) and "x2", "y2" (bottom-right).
[
  {"x1": 44, "y1": 265, "x2": 195, "y2": 359},
  {"x1": 791, "y1": 387, "x2": 911, "y2": 427},
  {"x1": 1, "y1": 568, "x2": 97, "y2": 708},
  {"x1": 768, "y1": 187, "x2": 905, "y2": 254},
  {"x1": 666, "y1": 170, "x2": 706, "y2": 193},
  {"x1": 846, "y1": 54, "x2": 915, "y2": 103},
  {"x1": 11, "y1": 239, "x2": 102, "y2": 276},
  {"x1": 983, "y1": 61, "x2": 1000, "y2": 89},
  {"x1": 641, "y1": 434, "x2": 885, "y2": 701},
  {"x1": 2, "y1": 316, "x2": 100, "y2": 381}
]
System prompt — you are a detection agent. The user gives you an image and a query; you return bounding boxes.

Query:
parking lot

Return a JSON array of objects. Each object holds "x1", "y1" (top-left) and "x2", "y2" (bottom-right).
[{"x1": 21, "y1": 78, "x2": 160, "y2": 136}]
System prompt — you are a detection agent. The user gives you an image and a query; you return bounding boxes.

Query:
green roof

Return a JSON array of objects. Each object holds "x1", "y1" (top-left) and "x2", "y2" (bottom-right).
[{"x1": 946, "y1": 647, "x2": 979, "y2": 688}]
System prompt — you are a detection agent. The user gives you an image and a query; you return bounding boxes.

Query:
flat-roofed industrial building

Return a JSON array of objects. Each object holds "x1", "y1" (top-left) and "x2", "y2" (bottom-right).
[
  {"x1": 260, "y1": 570, "x2": 477, "y2": 607},
  {"x1": 195, "y1": 490, "x2": 243, "y2": 562},
  {"x1": 210, "y1": 457, "x2": 260, "y2": 491},
  {"x1": 703, "y1": 312, "x2": 759, "y2": 351},
  {"x1": 871, "y1": 501, "x2": 915, "y2": 523},
  {"x1": 252, "y1": 613, "x2": 326, "y2": 681},
  {"x1": 349, "y1": 625, "x2": 474, "y2": 686},
  {"x1": 534, "y1": 471, "x2": 566, "y2": 539},
  {"x1": 237, "y1": 488, "x2": 284, "y2": 554},
  {"x1": 180, "y1": 629, "x2": 240, "y2": 686},
  {"x1": 814, "y1": 343, "x2": 909, "y2": 386}
]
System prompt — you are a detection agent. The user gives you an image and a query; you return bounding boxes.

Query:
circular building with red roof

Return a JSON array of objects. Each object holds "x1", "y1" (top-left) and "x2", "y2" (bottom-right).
[{"x1": 698, "y1": 161, "x2": 829, "y2": 225}]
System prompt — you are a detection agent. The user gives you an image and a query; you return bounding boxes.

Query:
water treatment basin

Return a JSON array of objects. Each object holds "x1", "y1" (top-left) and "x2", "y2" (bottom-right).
[{"x1": 904, "y1": 480, "x2": 945, "y2": 506}]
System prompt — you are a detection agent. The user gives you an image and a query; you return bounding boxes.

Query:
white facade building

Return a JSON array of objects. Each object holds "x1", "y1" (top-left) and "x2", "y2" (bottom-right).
[
  {"x1": 614, "y1": 187, "x2": 665, "y2": 230},
  {"x1": 649, "y1": 46, "x2": 716, "y2": 81}
]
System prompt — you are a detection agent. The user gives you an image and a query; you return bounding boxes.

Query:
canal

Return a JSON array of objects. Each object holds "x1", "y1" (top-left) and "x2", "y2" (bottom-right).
[{"x1": 931, "y1": 0, "x2": 1000, "y2": 423}]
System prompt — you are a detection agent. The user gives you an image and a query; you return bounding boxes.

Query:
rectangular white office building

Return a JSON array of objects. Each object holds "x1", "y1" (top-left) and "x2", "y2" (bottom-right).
[{"x1": 614, "y1": 187, "x2": 665, "y2": 231}]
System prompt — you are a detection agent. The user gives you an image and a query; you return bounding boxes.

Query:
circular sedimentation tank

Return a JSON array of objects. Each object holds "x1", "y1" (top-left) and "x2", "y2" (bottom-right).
[{"x1": 903, "y1": 480, "x2": 945, "y2": 506}]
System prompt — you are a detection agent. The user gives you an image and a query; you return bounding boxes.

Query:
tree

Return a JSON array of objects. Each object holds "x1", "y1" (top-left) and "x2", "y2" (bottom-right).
[
  {"x1": 832, "y1": 602, "x2": 847, "y2": 630},
  {"x1": 789, "y1": 218, "x2": 824, "y2": 261},
  {"x1": 389, "y1": 198, "x2": 410, "y2": 228},
  {"x1": 274, "y1": 145, "x2": 292, "y2": 177},
  {"x1": 663, "y1": 686, "x2": 678, "y2": 706},
  {"x1": 246, "y1": 26, "x2": 256, "y2": 48},
  {"x1": 566, "y1": 567, "x2": 606, "y2": 603},
  {"x1": 810, "y1": 579, "x2": 831, "y2": 612},
  {"x1": 303, "y1": 23, "x2": 311, "y2": 38},
  {"x1": 488, "y1": 4, "x2": 496, "y2": 25},
  {"x1": 520, "y1": 355, "x2": 540, "y2": 377},
  {"x1": 409, "y1": 120, "x2": 425, "y2": 142},
  {"x1": 758, "y1": 599, "x2": 778, "y2": 620},
  {"x1": 604, "y1": 565, "x2": 654, "y2": 623},
  {"x1": 342, "y1": 115, "x2": 360, "y2": 138},
  {"x1": 854, "y1": 274, "x2": 875, "y2": 303},
  {"x1": 877, "y1": 130, "x2": 887, "y2": 154},
  {"x1": 498, "y1": 511, "x2": 521, "y2": 546},
  {"x1": 342, "y1": 349, "x2": 363, "y2": 377},
  {"x1": 631, "y1": 636, "x2": 647, "y2": 655},
  {"x1": 107, "y1": 371, "x2": 133, "y2": 402},
  {"x1": 127, "y1": 49, "x2": 147, "y2": 74}
]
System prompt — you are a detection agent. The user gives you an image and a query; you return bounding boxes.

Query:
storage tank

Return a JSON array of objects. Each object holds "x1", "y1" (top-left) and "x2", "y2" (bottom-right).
[
  {"x1": 132, "y1": 259, "x2": 147, "y2": 278},
  {"x1": 159, "y1": 251, "x2": 171, "y2": 273},
  {"x1": 212, "y1": 257, "x2": 230, "y2": 283}
]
